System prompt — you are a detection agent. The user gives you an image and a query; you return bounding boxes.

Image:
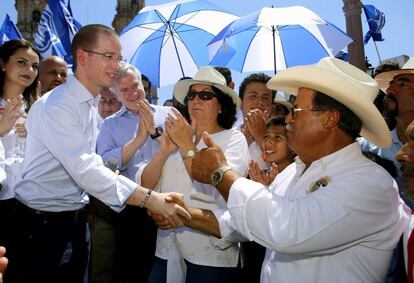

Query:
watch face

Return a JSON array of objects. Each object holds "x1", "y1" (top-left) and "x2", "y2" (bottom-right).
[
  {"x1": 156, "y1": 127, "x2": 163, "y2": 135},
  {"x1": 212, "y1": 171, "x2": 221, "y2": 183}
]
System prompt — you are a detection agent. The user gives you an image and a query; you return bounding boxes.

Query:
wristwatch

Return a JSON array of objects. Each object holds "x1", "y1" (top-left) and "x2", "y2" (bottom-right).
[
  {"x1": 182, "y1": 148, "x2": 198, "y2": 160},
  {"x1": 150, "y1": 126, "x2": 163, "y2": 139},
  {"x1": 211, "y1": 165, "x2": 232, "y2": 187}
]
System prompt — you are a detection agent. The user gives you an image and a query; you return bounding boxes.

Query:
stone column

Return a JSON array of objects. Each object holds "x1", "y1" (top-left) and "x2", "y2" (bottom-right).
[
  {"x1": 15, "y1": 0, "x2": 47, "y2": 43},
  {"x1": 342, "y1": 0, "x2": 366, "y2": 71}
]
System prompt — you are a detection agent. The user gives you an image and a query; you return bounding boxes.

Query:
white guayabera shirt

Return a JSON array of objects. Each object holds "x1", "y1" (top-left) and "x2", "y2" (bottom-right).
[{"x1": 228, "y1": 142, "x2": 410, "y2": 283}]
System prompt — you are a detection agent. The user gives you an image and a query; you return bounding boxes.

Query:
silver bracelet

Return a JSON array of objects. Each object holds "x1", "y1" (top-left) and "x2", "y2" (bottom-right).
[{"x1": 139, "y1": 189, "x2": 152, "y2": 208}]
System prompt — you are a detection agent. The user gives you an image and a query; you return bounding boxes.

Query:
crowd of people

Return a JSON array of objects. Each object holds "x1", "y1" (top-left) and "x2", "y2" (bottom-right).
[{"x1": 0, "y1": 22, "x2": 413, "y2": 283}]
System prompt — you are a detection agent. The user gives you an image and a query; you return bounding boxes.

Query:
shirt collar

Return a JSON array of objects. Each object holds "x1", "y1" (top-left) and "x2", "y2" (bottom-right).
[
  {"x1": 67, "y1": 76, "x2": 98, "y2": 106},
  {"x1": 391, "y1": 128, "x2": 403, "y2": 146},
  {"x1": 295, "y1": 142, "x2": 361, "y2": 173}
]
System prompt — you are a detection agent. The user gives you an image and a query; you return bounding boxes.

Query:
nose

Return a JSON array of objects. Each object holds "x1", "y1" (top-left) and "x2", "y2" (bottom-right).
[
  {"x1": 285, "y1": 112, "x2": 294, "y2": 123},
  {"x1": 386, "y1": 83, "x2": 398, "y2": 95},
  {"x1": 396, "y1": 145, "x2": 410, "y2": 163}
]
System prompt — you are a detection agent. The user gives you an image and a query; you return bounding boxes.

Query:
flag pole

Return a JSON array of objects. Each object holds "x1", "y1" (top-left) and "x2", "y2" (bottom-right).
[{"x1": 373, "y1": 41, "x2": 382, "y2": 63}]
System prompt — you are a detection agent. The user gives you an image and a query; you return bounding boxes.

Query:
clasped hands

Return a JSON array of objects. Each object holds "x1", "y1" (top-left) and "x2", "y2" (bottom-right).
[{"x1": 149, "y1": 131, "x2": 230, "y2": 230}]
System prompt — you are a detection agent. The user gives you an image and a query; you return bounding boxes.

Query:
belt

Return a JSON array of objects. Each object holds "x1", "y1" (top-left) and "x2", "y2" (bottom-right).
[{"x1": 15, "y1": 201, "x2": 86, "y2": 222}]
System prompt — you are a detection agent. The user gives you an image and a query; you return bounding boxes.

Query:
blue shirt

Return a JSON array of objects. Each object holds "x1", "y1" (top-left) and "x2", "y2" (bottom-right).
[
  {"x1": 14, "y1": 76, "x2": 138, "y2": 212},
  {"x1": 359, "y1": 129, "x2": 403, "y2": 189},
  {"x1": 96, "y1": 105, "x2": 171, "y2": 180}
]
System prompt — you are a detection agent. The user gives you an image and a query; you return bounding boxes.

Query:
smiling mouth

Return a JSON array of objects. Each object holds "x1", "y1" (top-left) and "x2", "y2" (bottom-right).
[{"x1": 21, "y1": 75, "x2": 32, "y2": 80}]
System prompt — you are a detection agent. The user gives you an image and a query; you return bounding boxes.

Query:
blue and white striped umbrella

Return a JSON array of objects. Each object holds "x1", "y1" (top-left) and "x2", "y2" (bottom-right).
[
  {"x1": 120, "y1": 0, "x2": 237, "y2": 87},
  {"x1": 208, "y1": 6, "x2": 352, "y2": 74}
]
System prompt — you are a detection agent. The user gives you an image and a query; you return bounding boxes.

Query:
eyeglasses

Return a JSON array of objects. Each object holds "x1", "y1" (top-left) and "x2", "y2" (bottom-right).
[
  {"x1": 186, "y1": 91, "x2": 217, "y2": 101},
  {"x1": 83, "y1": 49, "x2": 127, "y2": 65},
  {"x1": 289, "y1": 107, "x2": 325, "y2": 118},
  {"x1": 99, "y1": 98, "x2": 120, "y2": 106}
]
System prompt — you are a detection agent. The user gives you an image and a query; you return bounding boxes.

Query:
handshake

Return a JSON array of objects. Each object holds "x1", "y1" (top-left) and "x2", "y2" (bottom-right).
[
  {"x1": 140, "y1": 131, "x2": 234, "y2": 237},
  {"x1": 146, "y1": 192, "x2": 191, "y2": 230}
]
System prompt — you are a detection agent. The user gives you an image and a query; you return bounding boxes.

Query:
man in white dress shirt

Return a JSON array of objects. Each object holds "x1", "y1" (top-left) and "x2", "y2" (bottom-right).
[
  {"x1": 191, "y1": 57, "x2": 410, "y2": 282},
  {"x1": 7, "y1": 24, "x2": 190, "y2": 282}
]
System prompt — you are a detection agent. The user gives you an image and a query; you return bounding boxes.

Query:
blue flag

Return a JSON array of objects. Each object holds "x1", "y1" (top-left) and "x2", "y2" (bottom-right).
[
  {"x1": 34, "y1": 0, "x2": 81, "y2": 66},
  {"x1": 363, "y1": 4, "x2": 385, "y2": 44},
  {"x1": 0, "y1": 14, "x2": 23, "y2": 45}
]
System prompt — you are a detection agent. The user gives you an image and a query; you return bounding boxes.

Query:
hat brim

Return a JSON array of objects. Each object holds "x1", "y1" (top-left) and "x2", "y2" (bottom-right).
[
  {"x1": 375, "y1": 69, "x2": 414, "y2": 92},
  {"x1": 273, "y1": 99, "x2": 293, "y2": 111},
  {"x1": 267, "y1": 65, "x2": 392, "y2": 148},
  {"x1": 173, "y1": 79, "x2": 240, "y2": 109}
]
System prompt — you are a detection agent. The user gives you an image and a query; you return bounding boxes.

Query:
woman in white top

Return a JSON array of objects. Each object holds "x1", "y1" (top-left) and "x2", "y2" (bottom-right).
[
  {"x1": 136, "y1": 67, "x2": 249, "y2": 283},
  {"x1": 0, "y1": 39, "x2": 40, "y2": 248}
]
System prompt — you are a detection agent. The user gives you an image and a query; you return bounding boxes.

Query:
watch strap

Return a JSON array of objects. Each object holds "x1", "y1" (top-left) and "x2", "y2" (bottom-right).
[
  {"x1": 150, "y1": 126, "x2": 163, "y2": 139},
  {"x1": 211, "y1": 165, "x2": 232, "y2": 187},
  {"x1": 182, "y1": 148, "x2": 198, "y2": 160}
]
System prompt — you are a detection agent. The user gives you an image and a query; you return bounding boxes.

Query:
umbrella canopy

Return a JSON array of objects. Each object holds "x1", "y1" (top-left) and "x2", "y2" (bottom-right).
[
  {"x1": 208, "y1": 6, "x2": 352, "y2": 74},
  {"x1": 120, "y1": 0, "x2": 237, "y2": 87}
]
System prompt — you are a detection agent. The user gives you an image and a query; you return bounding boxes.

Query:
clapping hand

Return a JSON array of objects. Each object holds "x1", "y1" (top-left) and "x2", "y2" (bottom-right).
[
  {"x1": 0, "y1": 95, "x2": 24, "y2": 136},
  {"x1": 244, "y1": 109, "x2": 268, "y2": 148},
  {"x1": 248, "y1": 160, "x2": 278, "y2": 186},
  {"x1": 164, "y1": 108, "x2": 195, "y2": 149},
  {"x1": 137, "y1": 99, "x2": 156, "y2": 136}
]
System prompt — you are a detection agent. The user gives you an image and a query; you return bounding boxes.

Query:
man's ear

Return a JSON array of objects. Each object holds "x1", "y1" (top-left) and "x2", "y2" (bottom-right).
[
  {"x1": 0, "y1": 59, "x2": 5, "y2": 71},
  {"x1": 76, "y1": 49, "x2": 87, "y2": 67},
  {"x1": 324, "y1": 110, "x2": 340, "y2": 129}
]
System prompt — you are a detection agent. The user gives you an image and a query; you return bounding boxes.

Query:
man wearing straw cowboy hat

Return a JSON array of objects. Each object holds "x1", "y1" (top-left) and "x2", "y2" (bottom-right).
[
  {"x1": 360, "y1": 58, "x2": 414, "y2": 194},
  {"x1": 190, "y1": 57, "x2": 411, "y2": 282}
]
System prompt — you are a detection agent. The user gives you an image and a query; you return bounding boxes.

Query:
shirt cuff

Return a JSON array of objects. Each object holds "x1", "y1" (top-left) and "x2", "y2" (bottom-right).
[
  {"x1": 112, "y1": 174, "x2": 139, "y2": 212},
  {"x1": 213, "y1": 208, "x2": 248, "y2": 243}
]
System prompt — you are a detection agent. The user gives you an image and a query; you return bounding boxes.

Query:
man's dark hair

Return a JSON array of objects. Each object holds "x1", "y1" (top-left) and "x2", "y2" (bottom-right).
[
  {"x1": 71, "y1": 24, "x2": 119, "y2": 69},
  {"x1": 313, "y1": 91, "x2": 362, "y2": 139},
  {"x1": 239, "y1": 73, "x2": 276, "y2": 100},
  {"x1": 214, "y1": 66, "x2": 232, "y2": 86},
  {"x1": 267, "y1": 115, "x2": 287, "y2": 129},
  {"x1": 141, "y1": 74, "x2": 151, "y2": 89}
]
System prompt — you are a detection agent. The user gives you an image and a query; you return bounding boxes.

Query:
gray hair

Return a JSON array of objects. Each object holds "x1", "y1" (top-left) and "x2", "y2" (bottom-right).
[{"x1": 111, "y1": 63, "x2": 142, "y2": 94}]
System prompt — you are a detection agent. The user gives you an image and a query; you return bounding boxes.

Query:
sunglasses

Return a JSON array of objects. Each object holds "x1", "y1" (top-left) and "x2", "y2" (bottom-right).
[
  {"x1": 186, "y1": 91, "x2": 217, "y2": 101},
  {"x1": 289, "y1": 107, "x2": 326, "y2": 118}
]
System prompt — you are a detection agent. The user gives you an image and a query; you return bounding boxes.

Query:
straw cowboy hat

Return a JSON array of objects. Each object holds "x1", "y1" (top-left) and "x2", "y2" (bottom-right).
[
  {"x1": 174, "y1": 67, "x2": 241, "y2": 109},
  {"x1": 375, "y1": 57, "x2": 414, "y2": 92},
  {"x1": 267, "y1": 57, "x2": 391, "y2": 148}
]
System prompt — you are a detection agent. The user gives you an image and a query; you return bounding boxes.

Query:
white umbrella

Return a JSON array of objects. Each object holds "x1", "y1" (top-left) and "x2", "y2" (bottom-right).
[
  {"x1": 120, "y1": 0, "x2": 237, "y2": 87},
  {"x1": 208, "y1": 6, "x2": 352, "y2": 74}
]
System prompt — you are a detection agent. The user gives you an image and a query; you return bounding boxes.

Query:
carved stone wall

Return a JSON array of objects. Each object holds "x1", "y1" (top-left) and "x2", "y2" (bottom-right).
[
  {"x1": 15, "y1": 0, "x2": 47, "y2": 42},
  {"x1": 112, "y1": 0, "x2": 145, "y2": 33}
]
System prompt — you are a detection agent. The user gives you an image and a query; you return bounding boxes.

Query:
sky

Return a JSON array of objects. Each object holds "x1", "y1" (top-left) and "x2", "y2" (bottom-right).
[{"x1": 1, "y1": 0, "x2": 413, "y2": 104}]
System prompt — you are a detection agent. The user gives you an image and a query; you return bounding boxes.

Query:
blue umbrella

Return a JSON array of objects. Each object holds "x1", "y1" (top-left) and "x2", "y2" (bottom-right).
[
  {"x1": 208, "y1": 6, "x2": 352, "y2": 74},
  {"x1": 120, "y1": 0, "x2": 237, "y2": 87}
]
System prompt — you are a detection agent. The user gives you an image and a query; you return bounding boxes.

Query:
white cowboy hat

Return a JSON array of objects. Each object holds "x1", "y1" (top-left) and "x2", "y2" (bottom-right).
[
  {"x1": 267, "y1": 57, "x2": 391, "y2": 148},
  {"x1": 375, "y1": 57, "x2": 414, "y2": 92},
  {"x1": 173, "y1": 67, "x2": 240, "y2": 109},
  {"x1": 273, "y1": 93, "x2": 293, "y2": 111}
]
